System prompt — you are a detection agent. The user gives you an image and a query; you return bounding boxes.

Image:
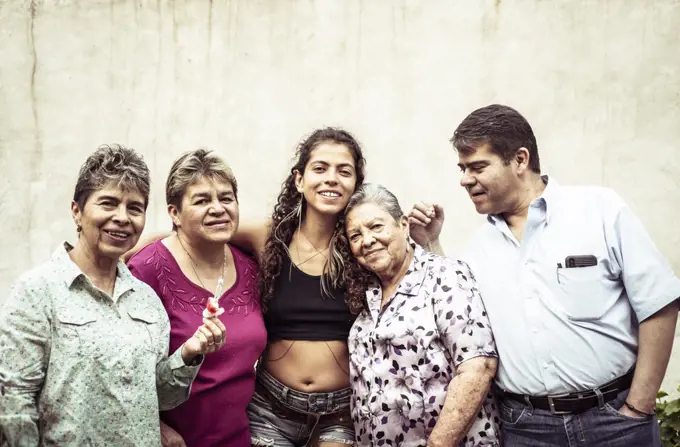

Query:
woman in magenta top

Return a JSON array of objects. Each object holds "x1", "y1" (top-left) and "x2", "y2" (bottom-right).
[{"x1": 128, "y1": 149, "x2": 266, "y2": 447}]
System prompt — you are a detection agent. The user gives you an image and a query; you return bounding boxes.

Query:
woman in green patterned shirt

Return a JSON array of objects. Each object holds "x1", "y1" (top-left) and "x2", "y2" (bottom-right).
[{"x1": 0, "y1": 145, "x2": 226, "y2": 446}]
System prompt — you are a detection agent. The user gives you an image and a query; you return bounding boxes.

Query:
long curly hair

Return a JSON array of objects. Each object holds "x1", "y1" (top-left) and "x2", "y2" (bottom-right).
[{"x1": 259, "y1": 127, "x2": 374, "y2": 315}]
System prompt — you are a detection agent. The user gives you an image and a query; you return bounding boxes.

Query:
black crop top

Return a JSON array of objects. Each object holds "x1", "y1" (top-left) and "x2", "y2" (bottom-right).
[{"x1": 264, "y1": 256, "x2": 355, "y2": 342}]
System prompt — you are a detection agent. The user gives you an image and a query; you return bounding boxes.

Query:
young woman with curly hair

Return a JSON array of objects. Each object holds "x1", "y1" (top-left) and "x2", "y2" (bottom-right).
[{"x1": 234, "y1": 127, "x2": 371, "y2": 446}]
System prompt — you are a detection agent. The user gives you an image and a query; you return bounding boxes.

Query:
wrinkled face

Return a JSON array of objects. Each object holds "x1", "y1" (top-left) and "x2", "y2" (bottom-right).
[
  {"x1": 71, "y1": 185, "x2": 146, "y2": 259},
  {"x1": 345, "y1": 202, "x2": 410, "y2": 277},
  {"x1": 295, "y1": 142, "x2": 357, "y2": 217},
  {"x1": 457, "y1": 142, "x2": 521, "y2": 215},
  {"x1": 170, "y1": 177, "x2": 239, "y2": 244}
]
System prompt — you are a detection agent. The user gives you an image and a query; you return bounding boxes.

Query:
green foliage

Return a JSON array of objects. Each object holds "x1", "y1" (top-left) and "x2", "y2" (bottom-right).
[{"x1": 657, "y1": 386, "x2": 680, "y2": 446}]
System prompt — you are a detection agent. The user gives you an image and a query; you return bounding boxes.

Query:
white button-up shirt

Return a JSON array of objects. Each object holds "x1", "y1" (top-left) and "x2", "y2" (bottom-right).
[{"x1": 464, "y1": 177, "x2": 680, "y2": 396}]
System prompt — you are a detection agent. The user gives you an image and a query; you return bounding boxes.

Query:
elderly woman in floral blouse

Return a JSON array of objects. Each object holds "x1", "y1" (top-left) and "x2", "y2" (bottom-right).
[
  {"x1": 0, "y1": 145, "x2": 226, "y2": 446},
  {"x1": 344, "y1": 183, "x2": 500, "y2": 447}
]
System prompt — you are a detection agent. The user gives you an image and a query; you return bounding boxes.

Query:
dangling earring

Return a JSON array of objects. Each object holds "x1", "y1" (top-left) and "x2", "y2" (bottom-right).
[
  {"x1": 295, "y1": 194, "x2": 303, "y2": 218},
  {"x1": 76, "y1": 223, "x2": 82, "y2": 233}
]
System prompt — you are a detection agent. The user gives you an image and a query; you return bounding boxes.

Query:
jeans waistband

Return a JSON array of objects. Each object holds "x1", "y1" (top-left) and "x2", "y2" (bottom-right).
[
  {"x1": 256, "y1": 368, "x2": 351, "y2": 415},
  {"x1": 495, "y1": 368, "x2": 635, "y2": 415}
]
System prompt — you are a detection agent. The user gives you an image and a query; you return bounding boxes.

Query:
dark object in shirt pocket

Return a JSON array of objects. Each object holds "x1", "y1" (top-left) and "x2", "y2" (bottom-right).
[{"x1": 565, "y1": 255, "x2": 598, "y2": 268}]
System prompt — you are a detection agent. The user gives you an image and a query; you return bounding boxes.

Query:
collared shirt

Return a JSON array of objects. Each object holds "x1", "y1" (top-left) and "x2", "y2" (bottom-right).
[
  {"x1": 464, "y1": 176, "x2": 680, "y2": 396},
  {"x1": 0, "y1": 243, "x2": 201, "y2": 446},
  {"x1": 349, "y1": 244, "x2": 499, "y2": 447}
]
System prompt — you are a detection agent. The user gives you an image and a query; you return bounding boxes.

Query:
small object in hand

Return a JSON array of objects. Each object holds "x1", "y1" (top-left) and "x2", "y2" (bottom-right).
[{"x1": 203, "y1": 297, "x2": 224, "y2": 319}]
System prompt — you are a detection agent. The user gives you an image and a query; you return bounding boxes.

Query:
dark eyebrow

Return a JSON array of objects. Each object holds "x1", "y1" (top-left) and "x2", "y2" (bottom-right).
[
  {"x1": 97, "y1": 195, "x2": 120, "y2": 202},
  {"x1": 458, "y1": 161, "x2": 489, "y2": 169},
  {"x1": 218, "y1": 191, "x2": 235, "y2": 197},
  {"x1": 190, "y1": 192, "x2": 211, "y2": 200},
  {"x1": 310, "y1": 161, "x2": 355, "y2": 170}
]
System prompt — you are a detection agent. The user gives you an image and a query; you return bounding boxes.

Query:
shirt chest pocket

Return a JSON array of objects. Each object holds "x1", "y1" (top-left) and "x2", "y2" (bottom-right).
[
  {"x1": 56, "y1": 312, "x2": 102, "y2": 358},
  {"x1": 556, "y1": 265, "x2": 611, "y2": 321},
  {"x1": 127, "y1": 308, "x2": 159, "y2": 355}
]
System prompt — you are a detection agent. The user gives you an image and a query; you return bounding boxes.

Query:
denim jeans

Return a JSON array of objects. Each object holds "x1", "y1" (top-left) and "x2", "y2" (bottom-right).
[
  {"x1": 247, "y1": 368, "x2": 355, "y2": 446},
  {"x1": 499, "y1": 388, "x2": 661, "y2": 446}
]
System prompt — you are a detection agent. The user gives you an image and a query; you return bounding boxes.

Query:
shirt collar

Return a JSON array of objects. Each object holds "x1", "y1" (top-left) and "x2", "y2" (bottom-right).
[
  {"x1": 487, "y1": 175, "x2": 559, "y2": 226},
  {"x1": 539, "y1": 175, "x2": 559, "y2": 223},
  {"x1": 53, "y1": 241, "x2": 136, "y2": 295},
  {"x1": 394, "y1": 241, "x2": 430, "y2": 297},
  {"x1": 52, "y1": 242, "x2": 85, "y2": 288}
]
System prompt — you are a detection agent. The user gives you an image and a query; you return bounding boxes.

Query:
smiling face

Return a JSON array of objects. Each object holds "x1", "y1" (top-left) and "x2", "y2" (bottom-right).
[
  {"x1": 71, "y1": 184, "x2": 146, "y2": 260},
  {"x1": 295, "y1": 141, "x2": 358, "y2": 218},
  {"x1": 169, "y1": 176, "x2": 239, "y2": 245},
  {"x1": 345, "y1": 201, "x2": 410, "y2": 279},
  {"x1": 457, "y1": 142, "x2": 524, "y2": 215}
]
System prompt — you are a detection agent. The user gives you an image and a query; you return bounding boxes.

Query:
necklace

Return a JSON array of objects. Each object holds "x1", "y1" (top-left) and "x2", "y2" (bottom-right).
[
  {"x1": 294, "y1": 228, "x2": 329, "y2": 268},
  {"x1": 177, "y1": 235, "x2": 227, "y2": 299}
]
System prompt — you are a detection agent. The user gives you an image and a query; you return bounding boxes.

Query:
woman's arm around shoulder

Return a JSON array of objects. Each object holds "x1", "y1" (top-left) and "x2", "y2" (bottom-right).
[{"x1": 230, "y1": 220, "x2": 271, "y2": 262}]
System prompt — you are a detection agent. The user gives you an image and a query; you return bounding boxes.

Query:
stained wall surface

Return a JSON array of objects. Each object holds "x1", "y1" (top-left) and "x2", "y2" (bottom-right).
[{"x1": 1, "y1": 0, "x2": 679, "y2": 391}]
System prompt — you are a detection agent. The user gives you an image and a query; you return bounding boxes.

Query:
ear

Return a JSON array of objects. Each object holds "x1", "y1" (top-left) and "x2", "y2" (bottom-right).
[
  {"x1": 167, "y1": 204, "x2": 181, "y2": 228},
  {"x1": 294, "y1": 169, "x2": 304, "y2": 193},
  {"x1": 293, "y1": 169, "x2": 304, "y2": 194},
  {"x1": 398, "y1": 215, "x2": 410, "y2": 234},
  {"x1": 71, "y1": 200, "x2": 82, "y2": 227},
  {"x1": 515, "y1": 147, "x2": 530, "y2": 174}
]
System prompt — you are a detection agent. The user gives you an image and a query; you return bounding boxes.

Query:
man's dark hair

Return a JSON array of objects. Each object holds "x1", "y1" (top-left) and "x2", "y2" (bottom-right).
[{"x1": 451, "y1": 104, "x2": 541, "y2": 173}]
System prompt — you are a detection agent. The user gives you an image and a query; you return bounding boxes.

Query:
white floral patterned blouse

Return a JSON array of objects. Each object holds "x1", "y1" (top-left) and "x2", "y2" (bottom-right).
[{"x1": 349, "y1": 244, "x2": 500, "y2": 446}]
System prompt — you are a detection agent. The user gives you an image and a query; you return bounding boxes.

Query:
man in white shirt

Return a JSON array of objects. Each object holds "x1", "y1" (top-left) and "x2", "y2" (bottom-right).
[{"x1": 409, "y1": 104, "x2": 680, "y2": 446}]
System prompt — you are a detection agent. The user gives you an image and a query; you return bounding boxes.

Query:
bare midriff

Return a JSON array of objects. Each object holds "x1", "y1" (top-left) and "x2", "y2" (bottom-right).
[{"x1": 264, "y1": 339, "x2": 350, "y2": 392}]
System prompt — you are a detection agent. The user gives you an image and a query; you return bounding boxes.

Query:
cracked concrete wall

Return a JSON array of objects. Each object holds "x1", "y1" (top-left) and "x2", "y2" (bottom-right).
[{"x1": 1, "y1": 0, "x2": 679, "y2": 390}]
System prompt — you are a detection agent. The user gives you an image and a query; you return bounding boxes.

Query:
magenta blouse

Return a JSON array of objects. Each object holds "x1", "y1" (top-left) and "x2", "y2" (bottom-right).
[{"x1": 128, "y1": 240, "x2": 266, "y2": 447}]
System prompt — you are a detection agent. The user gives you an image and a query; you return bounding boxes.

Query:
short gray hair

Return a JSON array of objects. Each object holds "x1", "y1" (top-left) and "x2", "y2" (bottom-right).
[
  {"x1": 73, "y1": 144, "x2": 151, "y2": 210},
  {"x1": 166, "y1": 149, "x2": 238, "y2": 230},
  {"x1": 345, "y1": 183, "x2": 404, "y2": 222}
]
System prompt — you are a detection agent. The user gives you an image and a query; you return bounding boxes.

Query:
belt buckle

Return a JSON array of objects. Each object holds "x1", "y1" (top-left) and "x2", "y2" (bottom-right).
[{"x1": 547, "y1": 392, "x2": 572, "y2": 415}]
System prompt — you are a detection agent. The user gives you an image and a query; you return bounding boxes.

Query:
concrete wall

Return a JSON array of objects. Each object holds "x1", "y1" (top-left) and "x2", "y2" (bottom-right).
[{"x1": 1, "y1": 0, "x2": 679, "y2": 392}]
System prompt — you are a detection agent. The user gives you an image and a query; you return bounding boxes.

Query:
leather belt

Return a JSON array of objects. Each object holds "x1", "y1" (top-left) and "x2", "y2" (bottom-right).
[{"x1": 496, "y1": 368, "x2": 634, "y2": 415}]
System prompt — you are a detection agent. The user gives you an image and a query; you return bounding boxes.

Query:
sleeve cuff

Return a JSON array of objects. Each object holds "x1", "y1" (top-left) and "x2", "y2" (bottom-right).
[
  {"x1": 456, "y1": 349, "x2": 499, "y2": 367},
  {"x1": 636, "y1": 279, "x2": 680, "y2": 322},
  {"x1": 167, "y1": 345, "x2": 203, "y2": 378}
]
